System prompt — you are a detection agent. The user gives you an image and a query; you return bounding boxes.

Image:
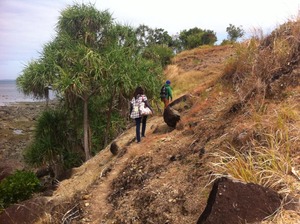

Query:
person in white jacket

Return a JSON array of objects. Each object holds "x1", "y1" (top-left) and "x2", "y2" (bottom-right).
[{"x1": 130, "y1": 86, "x2": 153, "y2": 143}]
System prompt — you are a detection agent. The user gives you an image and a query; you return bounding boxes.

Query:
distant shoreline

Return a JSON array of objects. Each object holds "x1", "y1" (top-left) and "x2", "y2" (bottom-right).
[
  {"x1": 0, "y1": 99, "x2": 46, "y2": 107},
  {"x1": 0, "y1": 80, "x2": 56, "y2": 106},
  {"x1": 0, "y1": 100, "x2": 57, "y2": 107}
]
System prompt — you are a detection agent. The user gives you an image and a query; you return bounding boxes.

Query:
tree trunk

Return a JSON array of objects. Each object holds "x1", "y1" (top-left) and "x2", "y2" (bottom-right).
[
  {"x1": 44, "y1": 87, "x2": 49, "y2": 107},
  {"x1": 83, "y1": 97, "x2": 91, "y2": 161},
  {"x1": 104, "y1": 87, "x2": 116, "y2": 146}
]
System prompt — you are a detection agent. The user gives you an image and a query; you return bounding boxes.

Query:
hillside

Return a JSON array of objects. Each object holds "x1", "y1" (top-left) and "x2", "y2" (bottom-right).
[{"x1": 1, "y1": 20, "x2": 300, "y2": 223}]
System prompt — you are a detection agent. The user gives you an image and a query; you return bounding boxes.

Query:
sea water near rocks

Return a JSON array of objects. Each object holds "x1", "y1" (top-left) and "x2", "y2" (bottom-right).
[{"x1": 0, "y1": 80, "x2": 55, "y2": 106}]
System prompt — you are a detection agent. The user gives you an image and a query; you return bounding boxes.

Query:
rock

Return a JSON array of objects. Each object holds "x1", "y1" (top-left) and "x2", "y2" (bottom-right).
[
  {"x1": 168, "y1": 94, "x2": 190, "y2": 108},
  {"x1": 0, "y1": 197, "x2": 48, "y2": 224},
  {"x1": 163, "y1": 94, "x2": 192, "y2": 128},
  {"x1": 110, "y1": 141, "x2": 119, "y2": 155},
  {"x1": 197, "y1": 177, "x2": 282, "y2": 224},
  {"x1": 163, "y1": 106, "x2": 180, "y2": 128}
]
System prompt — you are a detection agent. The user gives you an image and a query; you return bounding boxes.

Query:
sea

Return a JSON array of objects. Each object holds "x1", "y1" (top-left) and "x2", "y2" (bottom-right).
[{"x1": 0, "y1": 80, "x2": 55, "y2": 106}]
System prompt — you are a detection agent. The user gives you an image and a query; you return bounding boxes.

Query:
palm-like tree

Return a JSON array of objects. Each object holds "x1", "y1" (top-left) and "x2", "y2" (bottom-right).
[
  {"x1": 18, "y1": 3, "x2": 164, "y2": 164},
  {"x1": 54, "y1": 3, "x2": 113, "y2": 160},
  {"x1": 17, "y1": 60, "x2": 51, "y2": 105}
]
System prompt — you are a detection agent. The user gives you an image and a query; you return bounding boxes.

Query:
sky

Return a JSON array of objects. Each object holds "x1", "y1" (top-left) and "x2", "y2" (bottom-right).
[{"x1": 0, "y1": 0, "x2": 299, "y2": 80}]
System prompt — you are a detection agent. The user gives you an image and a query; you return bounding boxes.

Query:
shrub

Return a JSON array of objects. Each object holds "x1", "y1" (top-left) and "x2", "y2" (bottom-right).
[{"x1": 0, "y1": 170, "x2": 41, "y2": 209}]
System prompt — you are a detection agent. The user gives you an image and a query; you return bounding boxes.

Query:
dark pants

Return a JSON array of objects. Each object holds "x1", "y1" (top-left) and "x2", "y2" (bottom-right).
[
  {"x1": 135, "y1": 116, "x2": 147, "y2": 142},
  {"x1": 161, "y1": 97, "x2": 169, "y2": 108}
]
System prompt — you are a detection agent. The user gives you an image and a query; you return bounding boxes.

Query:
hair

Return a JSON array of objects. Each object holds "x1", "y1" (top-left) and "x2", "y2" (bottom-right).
[{"x1": 133, "y1": 86, "x2": 144, "y2": 98}]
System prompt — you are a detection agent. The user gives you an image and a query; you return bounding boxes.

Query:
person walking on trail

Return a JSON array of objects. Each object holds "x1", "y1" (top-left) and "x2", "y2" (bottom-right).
[
  {"x1": 161, "y1": 80, "x2": 173, "y2": 108},
  {"x1": 130, "y1": 86, "x2": 153, "y2": 143}
]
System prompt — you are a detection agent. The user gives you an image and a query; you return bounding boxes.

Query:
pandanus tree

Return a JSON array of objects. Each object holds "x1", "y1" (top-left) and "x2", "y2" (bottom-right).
[
  {"x1": 18, "y1": 3, "x2": 164, "y2": 164},
  {"x1": 54, "y1": 3, "x2": 113, "y2": 160},
  {"x1": 17, "y1": 40, "x2": 60, "y2": 106},
  {"x1": 17, "y1": 59, "x2": 52, "y2": 106}
]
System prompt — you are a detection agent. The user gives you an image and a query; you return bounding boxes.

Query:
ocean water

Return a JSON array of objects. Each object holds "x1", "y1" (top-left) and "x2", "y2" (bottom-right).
[{"x1": 0, "y1": 80, "x2": 54, "y2": 106}]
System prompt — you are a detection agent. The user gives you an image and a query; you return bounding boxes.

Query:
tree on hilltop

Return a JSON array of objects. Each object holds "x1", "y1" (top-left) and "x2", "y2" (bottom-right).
[{"x1": 226, "y1": 24, "x2": 245, "y2": 42}]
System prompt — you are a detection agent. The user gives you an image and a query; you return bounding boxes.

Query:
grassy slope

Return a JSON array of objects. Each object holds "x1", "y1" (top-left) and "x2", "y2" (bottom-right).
[{"x1": 37, "y1": 25, "x2": 300, "y2": 223}]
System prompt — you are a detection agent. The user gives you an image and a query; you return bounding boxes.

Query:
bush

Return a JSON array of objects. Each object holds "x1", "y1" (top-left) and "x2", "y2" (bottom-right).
[
  {"x1": 142, "y1": 44, "x2": 174, "y2": 68},
  {"x1": 0, "y1": 170, "x2": 40, "y2": 209}
]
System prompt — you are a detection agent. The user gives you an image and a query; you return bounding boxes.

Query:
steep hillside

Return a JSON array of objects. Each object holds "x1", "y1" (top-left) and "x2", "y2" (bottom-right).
[
  {"x1": 48, "y1": 45, "x2": 235, "y2": 224},
  {"x1": 1, "y1": 19, "x2": 300, "y2": 223}
]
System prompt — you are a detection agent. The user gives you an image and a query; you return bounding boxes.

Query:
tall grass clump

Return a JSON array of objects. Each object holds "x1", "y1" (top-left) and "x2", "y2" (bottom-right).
[
  {"x1": 208, "y1": 102, "x2": 300, "y2": 197},
  {"x1": 208, "y1": 131, "x2": 298, "y2": 196}
]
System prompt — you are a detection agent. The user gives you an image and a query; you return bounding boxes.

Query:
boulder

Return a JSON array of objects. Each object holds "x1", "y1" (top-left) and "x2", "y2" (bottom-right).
[
  {"x1": 110, "y1": 141, "x2": 119, "y2": 155},
  {"x1": 197, "y1": 177, "x2": 282, "y2": 224},
  {"x1": 163, "y1": 106, "x2": 180, "y2": 128},
  {"x1": 163, "y1": 94, "x2": 192, "y2": 128},
  {"x1": 0, "y1": 197, "x2": 48, "y2": 224}
]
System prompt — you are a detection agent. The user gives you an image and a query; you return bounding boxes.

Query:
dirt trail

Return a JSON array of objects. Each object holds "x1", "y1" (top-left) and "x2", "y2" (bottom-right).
[{"x1": 54, "y1": 116, "x2": 167, "y2": 223}]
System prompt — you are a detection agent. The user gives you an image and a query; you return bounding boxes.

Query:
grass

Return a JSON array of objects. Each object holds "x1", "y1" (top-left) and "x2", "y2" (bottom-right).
[
  {"x1": 165, "y1": 45, "x2": 234, "y2": 98},
  {"x1": 203, "y1": 18, "x2": 300, "y2": 222},
  {"x1": 209, "y1": 145, "x2": 296, "y2": 191},
  {"x1": 205, "y1": 94, "x2": 300, "y2": 221}
]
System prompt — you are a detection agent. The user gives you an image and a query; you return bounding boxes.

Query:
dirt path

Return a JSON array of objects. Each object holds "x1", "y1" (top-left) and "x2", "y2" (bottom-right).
[{"x1": 53, "y1": 116, "x2": 165, "y2": 223}]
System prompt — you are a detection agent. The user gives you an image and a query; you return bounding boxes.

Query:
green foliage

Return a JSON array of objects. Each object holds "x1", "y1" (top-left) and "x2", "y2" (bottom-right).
[
  {"x1": 0, "y1": 170, "x2": 40, "y2": 209},
  {"x1": 16, "y1": 60, "x2": 52, "y2": 100},
  {"x1": 179, "y1": 27, "x2": 217, "y2": 50},
  {"x1": 226, "y1": 24, "x2": 245, "y2": 42},
  {"x1": 134, "y1": 25, "x2": 174, "y2": 67},
  {"x1": 135, "y1": 25, "x2": 173, "y2": 48},
  {"x1": 24, "y1": 109, "x2": 82, "y2": 169},
  {"x1": 142, "y1": 44, "x2": 174, "y2": 68},
  {"x1": 89, "y1": 103, "x2": 127, "y2": 153},
  {"x1": 220, "y1": 39, "x2": 235, "y2": 45},
  {"x1": 62, "y1": 150, "x2": 84, "y2": 169},
  {"x1": 57, "y1": 3, "x2": 113, "y2": 47}
]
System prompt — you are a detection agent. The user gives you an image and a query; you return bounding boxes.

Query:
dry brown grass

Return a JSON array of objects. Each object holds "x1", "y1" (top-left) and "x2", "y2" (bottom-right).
[
  {"x1": 222, "y1": 18, "x2": 300, "y2": 106},
  {"x1": 202, "y1": 17, "x2": 300, "y2": 223},
  {"x1": 165, "y1": 45, "x2": 234, "y2": 98}
]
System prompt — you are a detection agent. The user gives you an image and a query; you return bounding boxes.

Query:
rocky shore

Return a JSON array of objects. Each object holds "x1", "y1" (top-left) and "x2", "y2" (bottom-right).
[{"x1": 0, "y1": 102, "x2": 50, "y2": 180}]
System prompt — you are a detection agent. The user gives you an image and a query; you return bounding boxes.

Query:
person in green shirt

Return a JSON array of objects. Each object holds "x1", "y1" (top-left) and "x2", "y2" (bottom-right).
[{"x1": 161, "y1": 80, "x2": 173, "y2": 108}]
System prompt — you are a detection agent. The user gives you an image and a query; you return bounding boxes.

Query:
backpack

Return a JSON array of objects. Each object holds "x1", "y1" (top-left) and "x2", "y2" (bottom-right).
[{"x1": 160, "y1": 85, "x2": 167, "y2": 98}]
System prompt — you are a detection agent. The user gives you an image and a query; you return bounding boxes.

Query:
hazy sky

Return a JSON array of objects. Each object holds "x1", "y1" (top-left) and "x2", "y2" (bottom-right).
[{"x1": 0, "y1": 0, "x2": 299, "y2": 80}]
